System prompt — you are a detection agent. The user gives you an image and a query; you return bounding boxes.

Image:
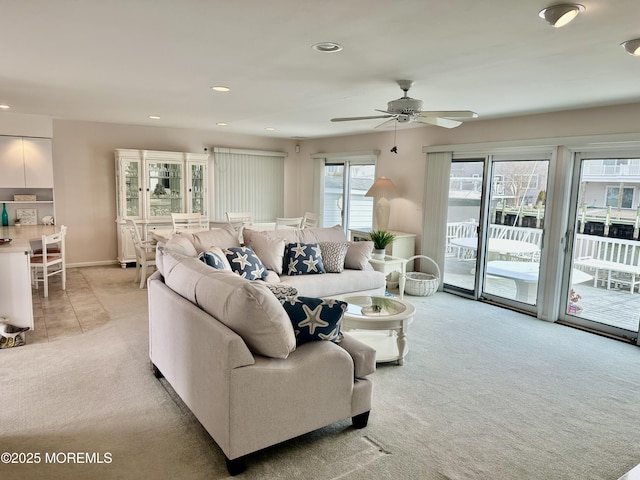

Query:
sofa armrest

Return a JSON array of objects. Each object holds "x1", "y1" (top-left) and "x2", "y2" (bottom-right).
[{"x1": 340, "y1": 332, "x2": 376, "y2": 378}]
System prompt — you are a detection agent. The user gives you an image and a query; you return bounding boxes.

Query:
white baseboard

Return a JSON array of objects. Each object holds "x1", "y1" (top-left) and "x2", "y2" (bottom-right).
[{"x1": 66, "y1": 260, "x2": 122, "y2": 268}]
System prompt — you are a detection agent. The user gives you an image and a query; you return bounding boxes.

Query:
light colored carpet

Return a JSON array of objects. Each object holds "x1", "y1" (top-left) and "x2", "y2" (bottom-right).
[{"x1": 2, "y1": 265, "x2": 640, "y2": 479}]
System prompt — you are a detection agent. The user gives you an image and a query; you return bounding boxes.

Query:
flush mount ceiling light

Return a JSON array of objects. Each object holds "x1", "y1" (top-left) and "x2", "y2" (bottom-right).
[
  {"x1": 148, "y1": 115, "x2": 161, "y2": 120},
  {"x1": 265, "y1": 127, "x2": 276, "y2": 131},
  {"x1": 621, "y1": 39, "x2": 640, "y2": 56},
  {"x1": 0, "y1": 104, "x2": 10, "y2": 110},
  {"x1": 311, "y1": 42, "x2": 343, "y2": 53},
  {"x1": 211, "y1": 86, "x2": 230, "y2": 92},
  {"x1": 216, "y1": 122, "x2": 228, "y2": 126},
  {"x1": 538, "y1": 4, "x2": 585, "y2": 27}
]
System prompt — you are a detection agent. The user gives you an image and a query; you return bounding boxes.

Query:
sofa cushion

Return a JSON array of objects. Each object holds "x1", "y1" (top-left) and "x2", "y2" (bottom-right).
[
  {"x1": 264, "y1": 283, "x2": 298, "y2": 301},
  {"x1": 189, "y1": 224, "x2": 240, "y2": 253},
  {"x1": 279, "y1": 270, "x2": 385, "y2": 298},
  {"x1": 163, "y1": 256, "x2": 296, "y2": 359},
  {"x1": 344, "y1": 241, "x2": 373, "y2": 270},
  {"x1": 199, "y1": 247, "x2": 232, "y2": 271},
  {"x1": 285, "y1": 243, "x2": 326, "y2": 276},
  {"x1": 225, "y1": 246, "x2": 269, "y2": 280},
  {"x1": 163, "y1": 233, "x2": 199, "y2": 257},
  {"x1": 242, "y1": 229, "x2": 286, "y2": 274},
  {"x1": 280, "y1": 296, "x2": 346, "y2": 345},
  {"x1": 320, "y1": 242, "x2": 349, "y2": 273},
  {"x1": 298, "y1": 224, "x2": 348, "y2": 244}
]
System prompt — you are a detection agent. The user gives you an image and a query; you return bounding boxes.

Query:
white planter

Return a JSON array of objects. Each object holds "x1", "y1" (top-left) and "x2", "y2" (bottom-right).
[{"x1": 372, "y1": 249, "x2": 386, "y2": 260}]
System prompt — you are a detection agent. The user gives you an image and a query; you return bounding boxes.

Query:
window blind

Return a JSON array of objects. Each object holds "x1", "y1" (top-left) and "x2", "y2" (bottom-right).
[{"x1": 211, "y1": 148, "x2": 286, "y2": 222}]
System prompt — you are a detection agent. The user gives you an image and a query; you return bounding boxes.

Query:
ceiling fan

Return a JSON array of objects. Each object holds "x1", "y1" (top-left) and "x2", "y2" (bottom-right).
[{"x1": 331, "y1": 80, "x2": 478, "y2": 129}]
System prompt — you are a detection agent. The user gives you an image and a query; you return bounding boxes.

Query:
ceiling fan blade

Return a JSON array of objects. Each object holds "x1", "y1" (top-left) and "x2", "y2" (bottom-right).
[
  {"x1": 419, "y1": 110, "x2": 478, "y2": 119},
  {"x1": 374, "y1": 119, "x2": 397, "y2": 129},
  {"x1": 331, "y1": 115, "x2": 394, "y2": 122},
  {"x1": 416, "y1": 116, "x2": 463, "y2": 129}
]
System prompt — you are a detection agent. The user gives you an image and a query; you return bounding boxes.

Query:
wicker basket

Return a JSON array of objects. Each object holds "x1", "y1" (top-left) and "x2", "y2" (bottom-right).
[{"x1": 404, "y1": 255, "x2": 441, "y2": 297}]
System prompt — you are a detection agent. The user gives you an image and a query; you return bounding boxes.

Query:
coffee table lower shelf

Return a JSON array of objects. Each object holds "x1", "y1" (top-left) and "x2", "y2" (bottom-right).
[{"x1": 345, "y1": 330, "x2": 409, "y2": 364}]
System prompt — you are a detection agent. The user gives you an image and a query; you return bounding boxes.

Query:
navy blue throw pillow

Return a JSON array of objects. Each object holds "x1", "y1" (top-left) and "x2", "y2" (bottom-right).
[
  {"x1": 285, "y1": 242, "x2": 326, "y2": 275},
  {"x1": 224, "y1": 246, "x2": 269, "y2": 280},
  {"x1": 199, "y1": 247, "x2": 232, "y2": 270},
  {"x1": 279, "y1": 296, "x2": 346, "y2": 345}
]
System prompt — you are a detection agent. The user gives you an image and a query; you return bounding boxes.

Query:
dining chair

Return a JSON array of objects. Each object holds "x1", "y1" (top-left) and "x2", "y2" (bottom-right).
[
  {"x1": 226, "y1": 212, "x2": 254, "y2": 225},
  {"x1": 301, "y1": 212, "x2": 319, "y2": 229},
  {"x1": 126, "y1": 219, "x2": 157, "y2": 288},
  {"x1": 31, "y1": 225, "x2": 67, "y2": 298},
  {"x1": 275, "y1": 217, "x2": 303, "y2": 229},
  {"x1": 171, "y1": 213, "x2": 208, "y2": 233}
]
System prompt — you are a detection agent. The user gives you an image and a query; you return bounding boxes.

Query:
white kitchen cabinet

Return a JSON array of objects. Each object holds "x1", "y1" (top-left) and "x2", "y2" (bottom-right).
[
  {"x1": 0, "y1": 136, "x2": 53, "y2": 188},
  {"x1": 0, "y1": 239, "x2": 34, "y2": 330},
  {"x1": 115, "y1": 149, "x2": 209, "y2": 266}
]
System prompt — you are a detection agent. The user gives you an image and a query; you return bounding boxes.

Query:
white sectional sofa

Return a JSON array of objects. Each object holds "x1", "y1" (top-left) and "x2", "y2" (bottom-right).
[{"x1": 149, "y1": 225, "x2": 384, "y2": 474}]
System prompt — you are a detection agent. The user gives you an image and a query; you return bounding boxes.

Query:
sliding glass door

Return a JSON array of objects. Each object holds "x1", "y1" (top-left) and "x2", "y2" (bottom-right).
[
  {"x1": 561, "y1": 155, "x2": 640, "y2": 341},
  {"x1": 481, "y1": 159, "x2": 549, "y2": 308},
  {"x1": 444, "y1": 155, "x2": 550, "y2": 313},
  {"x1": 444, "y1": 160, "x2": 484, "y2": 294}
]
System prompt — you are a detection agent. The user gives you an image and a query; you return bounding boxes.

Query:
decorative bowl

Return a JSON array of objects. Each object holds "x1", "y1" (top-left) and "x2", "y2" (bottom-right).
[{"x1": 0, "y1": 238, "x2": 12, "y2": 245}]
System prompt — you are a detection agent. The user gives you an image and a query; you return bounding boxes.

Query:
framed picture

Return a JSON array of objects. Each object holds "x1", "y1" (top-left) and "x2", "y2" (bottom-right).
[{"x1": 16, "y1": 208, "x2": 37, "y2": 225}]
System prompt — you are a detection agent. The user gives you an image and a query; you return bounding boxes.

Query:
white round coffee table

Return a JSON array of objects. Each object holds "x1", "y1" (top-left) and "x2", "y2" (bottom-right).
[{"x1": 341, "y1": 295, "x2": 416, "y2": 365}]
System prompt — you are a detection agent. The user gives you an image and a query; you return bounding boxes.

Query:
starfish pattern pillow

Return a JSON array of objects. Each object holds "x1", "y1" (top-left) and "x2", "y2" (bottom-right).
[
  {"x1": 224, "y1": 246, "x2": 269, "y2": 280},
  {"x1": 285, "y1": 242, "x2": 326, "y2": 275},
  {"x1": 279, "y1": 296, "x2": 347, "y2": 345},
  {"x1": 199, "y1": 247, "x2": 232, "y2": 271}
]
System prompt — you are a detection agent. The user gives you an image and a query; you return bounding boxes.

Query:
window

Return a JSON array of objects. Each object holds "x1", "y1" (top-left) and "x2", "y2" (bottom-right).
[
  {"x1": 605, "y1": 185, "x2": 634, "y2": 209},
  {"x1": 212, "y1": 148, "x2": 286, "y2": 221},
  {"x1": 312, "y1": 151, "x2": 378, "y2": 233}
]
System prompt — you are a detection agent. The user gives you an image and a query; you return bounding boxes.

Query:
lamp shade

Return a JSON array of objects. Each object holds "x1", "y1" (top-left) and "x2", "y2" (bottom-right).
[
  {"x1": 365, "y1": 177, "x2": 398, "y2": 198},
  {"x1": 538, "y1": 4, "x2": 585, "y2": 28}
]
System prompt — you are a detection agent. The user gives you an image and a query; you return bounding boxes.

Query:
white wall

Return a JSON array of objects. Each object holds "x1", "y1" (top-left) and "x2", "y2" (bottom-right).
[
  {"x1": 5, "y1": 102, "x2": 640, "y2": 266},
  {"x1": 301, "y1": 102, "x2": 640, "y2": 252},
  {"x1": 52, "y1": 120, "x2": 297, "y2": 265}
]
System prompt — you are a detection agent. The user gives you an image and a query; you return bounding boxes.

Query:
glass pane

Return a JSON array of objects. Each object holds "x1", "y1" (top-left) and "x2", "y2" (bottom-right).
[
  {"x1": 567, "y1": 158, "x2": 640, "y2": 334},
  {"x1": 444, "y1": 161, "x2": 483, "y2": 291},
  {"x1": 482, "y1": 159, "x2": 548, "y2": 305},
  {"x1": 124, "y1": 160, "x2": 140, "y2": 217},
  {"x1": 148, "y1": 162, "x2": 183, "y2": 217},
  {"x1": 347, "y1": 164, "x2": 374, "y2": 231},
  {"x1": 323, "y1": 165, "x2": 344, "y2": 227},
  {"x1": 190, "y1": 163, "x2": 205, "y2": 215}
]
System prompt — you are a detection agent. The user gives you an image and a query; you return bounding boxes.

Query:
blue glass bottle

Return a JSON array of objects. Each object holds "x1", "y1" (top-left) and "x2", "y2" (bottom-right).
[{"x1": 1, "y1": 203, "x2": 8, "y2": 226}]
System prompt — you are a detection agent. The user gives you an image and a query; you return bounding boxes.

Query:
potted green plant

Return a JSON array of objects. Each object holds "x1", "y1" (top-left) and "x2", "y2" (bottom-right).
[{"x1": 369, "y1": 229, "x2": 395, "y2": 260}]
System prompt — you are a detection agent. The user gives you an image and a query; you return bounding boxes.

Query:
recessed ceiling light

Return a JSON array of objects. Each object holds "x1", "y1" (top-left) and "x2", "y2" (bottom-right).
[
  {"x1": 212, "y1": 86, "x2": 231, "y2": 92},
  {"x1": 216, "y1": 122, "x2": 228, "y2": 126},
  {"x1": 538, "y1": 4, "x2": 585, "y2": 28},
  {"x1": 0, "y1": 104, "x2": 10, "y2": 110},
  {"x1": 311, "y1": 42, "x2": 343, "y2": 53},
  {"x1": 265, "y1": 127, "x2": 276, "y2": 131},
  {"x1": 621, "y1": 39, "x2": 640, "y2": 56},
  {"x1": 148, "y1": 115, "x2": 161, "y2": 120}
]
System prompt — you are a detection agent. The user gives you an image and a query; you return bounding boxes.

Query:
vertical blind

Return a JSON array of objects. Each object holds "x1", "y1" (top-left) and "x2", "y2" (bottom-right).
[{"x1": 212, "y1": 148, "x2": 286, "y2": 222}]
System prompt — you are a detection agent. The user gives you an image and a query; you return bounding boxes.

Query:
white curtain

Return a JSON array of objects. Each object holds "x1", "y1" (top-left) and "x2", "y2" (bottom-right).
[{"x1": 211, "y1": 148, "x2": 286, "y2": 222}]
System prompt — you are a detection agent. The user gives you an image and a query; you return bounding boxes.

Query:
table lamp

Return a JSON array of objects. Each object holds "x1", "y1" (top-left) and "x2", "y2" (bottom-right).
[{"x1": 365, "y1": 177, "x2": 399, "y2": 231}]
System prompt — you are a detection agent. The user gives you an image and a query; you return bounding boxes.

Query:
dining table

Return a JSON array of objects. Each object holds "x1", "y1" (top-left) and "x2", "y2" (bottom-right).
[
  {"x1": 486, "y1": 260, "x2": 593, "y2": 302},
  {"x1": 0, "y1": 224, "x2": 60, "y2": 242},
  {"x1": 449, "y1": 236, "x2": 540, "y2": 261}
]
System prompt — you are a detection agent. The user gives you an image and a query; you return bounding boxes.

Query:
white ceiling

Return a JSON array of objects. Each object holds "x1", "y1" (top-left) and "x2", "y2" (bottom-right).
[{"x1": 2, "y1": 0, "x2": 640, "y2": 139}]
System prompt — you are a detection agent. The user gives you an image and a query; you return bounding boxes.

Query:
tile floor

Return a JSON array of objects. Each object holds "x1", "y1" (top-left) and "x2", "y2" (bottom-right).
[{"x1": 27, "y1": 268, "x2": 111, "y2": 344}]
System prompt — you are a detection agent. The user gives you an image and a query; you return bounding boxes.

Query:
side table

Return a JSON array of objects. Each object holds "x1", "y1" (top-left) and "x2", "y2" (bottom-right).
[
  {"x1": 368, "y1": 255, "x2": 407, "y2": 299},
  {"x1": 341, "y1": 295, "x2": 416, "y2": 365}
]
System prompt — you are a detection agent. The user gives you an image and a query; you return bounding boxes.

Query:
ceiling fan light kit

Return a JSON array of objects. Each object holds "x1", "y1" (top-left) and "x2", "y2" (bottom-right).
[{"x1": 538, "y1": 3, "x2": 585, "y2": 27}]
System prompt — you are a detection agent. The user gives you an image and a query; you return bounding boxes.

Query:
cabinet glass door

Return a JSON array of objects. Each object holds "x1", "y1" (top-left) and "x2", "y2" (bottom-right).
[
  {"x1": 147, "y1": 161, "x2": 184, "y2": 218},
  {"x1": 188, "y1": 162, "x2": 207, "y2": 216},
  {"x1": 123, "y1": 160, "x2": 141, "y2": 218}
]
